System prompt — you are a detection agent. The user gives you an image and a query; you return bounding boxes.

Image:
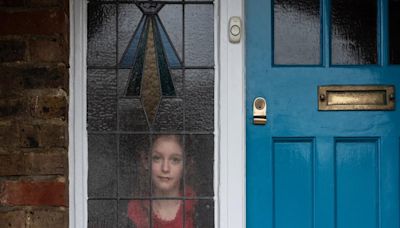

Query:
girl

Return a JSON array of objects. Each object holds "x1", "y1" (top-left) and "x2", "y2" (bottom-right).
[{"x1": 127, "y1": 135, "x2": 196, "y2": 228}]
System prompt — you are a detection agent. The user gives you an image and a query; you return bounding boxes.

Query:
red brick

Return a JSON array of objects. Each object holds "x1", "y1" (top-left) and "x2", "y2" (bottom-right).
[
  {"x1": 0, "y1": 180, "x2": 66, "y2": 206},
  {"x1": 0, "y1": 10, "x2": 68, "y2": 35},
  {"x1": 29, "y1": 37, "x2": 68, "y2": 63},
  {"x1": 0, "y1": 40, "x2": 26, "y2": 62},
  {"x1": 0, "y1": 210, "x2": 27, "y2": 228},
  {"x1": 29, "y1": 208, "x2": 67, "y2": 228},
  {"x1": 26, "y1": 89, "x2": 67, "y2": 119}
]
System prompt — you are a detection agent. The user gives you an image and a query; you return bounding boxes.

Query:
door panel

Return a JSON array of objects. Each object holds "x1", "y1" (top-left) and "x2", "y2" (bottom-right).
[{"x1": 246, "y1": 0, "x2": 400, "y2": 227}]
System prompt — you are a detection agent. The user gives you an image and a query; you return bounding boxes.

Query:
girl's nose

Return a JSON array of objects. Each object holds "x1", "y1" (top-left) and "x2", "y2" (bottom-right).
[{"x1": 161, "y1": 160, "x2": 170, "y2": 172}]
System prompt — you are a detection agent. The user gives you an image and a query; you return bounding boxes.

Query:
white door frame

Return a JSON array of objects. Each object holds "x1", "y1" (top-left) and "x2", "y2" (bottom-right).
[{"x1": 68, "y1": 0, "x2": 246, "y2": 227}]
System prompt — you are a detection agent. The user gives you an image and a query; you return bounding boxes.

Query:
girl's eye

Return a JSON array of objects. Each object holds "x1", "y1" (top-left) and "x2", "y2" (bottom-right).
[
  {"x1": 171, "y1": 157, "x2": 182, "y2": 164},
  {"x1": 152, "y1": 155, "x2": 161, "y2": 162}
]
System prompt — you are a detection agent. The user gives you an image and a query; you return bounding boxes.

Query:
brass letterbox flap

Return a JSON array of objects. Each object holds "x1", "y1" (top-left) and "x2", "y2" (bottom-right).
[{"x1": 318, "y1": 85, "x2": 395, "y2": 111}]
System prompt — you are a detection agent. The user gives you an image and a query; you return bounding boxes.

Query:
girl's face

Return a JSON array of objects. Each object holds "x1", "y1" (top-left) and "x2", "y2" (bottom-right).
[{"x1": 151, "y1": 136, "x2": 184, "y2": 196}]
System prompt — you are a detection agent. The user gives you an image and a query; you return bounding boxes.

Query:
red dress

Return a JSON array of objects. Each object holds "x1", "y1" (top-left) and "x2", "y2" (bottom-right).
[{"x1": 127, "y1": 187, "x2": 196, "y2": 228}]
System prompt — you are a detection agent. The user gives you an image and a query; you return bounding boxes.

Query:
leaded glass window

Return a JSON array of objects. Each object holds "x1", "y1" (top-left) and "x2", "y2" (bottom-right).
[{"x1": 87, "y1": 1, "x2": 215, "y2": 227}]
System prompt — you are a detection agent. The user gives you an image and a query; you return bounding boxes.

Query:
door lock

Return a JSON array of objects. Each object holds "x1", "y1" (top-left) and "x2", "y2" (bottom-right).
[{"x1": 253, "y1": 97, "x2": 267, "y2": 125}]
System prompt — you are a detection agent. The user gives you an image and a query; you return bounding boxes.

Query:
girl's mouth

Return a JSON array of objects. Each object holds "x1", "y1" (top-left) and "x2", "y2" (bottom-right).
[{"x1": 158, "y1": 176, "x2": 171, "y2": 181}]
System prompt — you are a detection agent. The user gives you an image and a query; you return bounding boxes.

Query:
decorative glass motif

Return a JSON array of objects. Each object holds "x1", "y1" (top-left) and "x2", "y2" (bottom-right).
[{"x1": 119, "y1": 2, "x2": 181, "y2": 125}]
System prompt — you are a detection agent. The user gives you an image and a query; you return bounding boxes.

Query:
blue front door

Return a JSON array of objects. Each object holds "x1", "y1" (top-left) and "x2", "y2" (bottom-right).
[{"x1": 246, "y1": 0, "x2": 400, "y2": 227}]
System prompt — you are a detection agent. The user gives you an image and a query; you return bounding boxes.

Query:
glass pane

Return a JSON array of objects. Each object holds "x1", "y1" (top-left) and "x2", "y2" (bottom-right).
[
  {"x1": 185, "y1": 5, "x2": 214, "y2": 67},
  {"x1": 87, "y1": 69, "x2": 117, "y2": 132},
  {"x1": 158, "y1": 5, "x2": 183, "y2": 67},
  {"x1": 88, "y1": 134, "x2": 117, "y2": 198},
  {"x1": 153, "y1": 98, "x2": 184, "y2": 131},
  {"x1": 331, "y1": 0, "x2": 377, "y2": 65},
  {"x1": 119, "y1": 135, "x2": 151, "y2": 198},
  {"x1": 118, "y1": 4, "x2": 143, "y2": 68},
  {"x1": 185, "y1": 70, "x2": 214, "y2": 131},
  {"x1": 185, "y1": 135, "x2": 214, "y2": 197},
  {"x1": 88, "y1": 200, "x2": 117, "y2": 228},
  {"x1": 87, "y1": 4, "x2": 116, "y2": 67},
  {"x1": 191, "y1": 200, "x2": 214, "y2": 228},
  {"x1": 274, "y1": 0, "x2": 321, "y2": 65},
  {"x1": 390, "y1": 0, "x2": 400, "y2": 64},
  {"x1": 120, "y1": 200, "x2": 150, "y2": 227}
]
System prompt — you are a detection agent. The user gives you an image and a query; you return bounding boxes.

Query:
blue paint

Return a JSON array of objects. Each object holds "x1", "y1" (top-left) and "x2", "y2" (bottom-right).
[{"x1": 246, "y1": 0, "x2": 400, "y2": 227}]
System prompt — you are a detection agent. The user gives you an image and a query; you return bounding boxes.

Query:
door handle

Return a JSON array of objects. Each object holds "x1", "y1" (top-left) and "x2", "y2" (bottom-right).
[{"x1": 253, "y1": 97, "x2": 267, "y2": 125}]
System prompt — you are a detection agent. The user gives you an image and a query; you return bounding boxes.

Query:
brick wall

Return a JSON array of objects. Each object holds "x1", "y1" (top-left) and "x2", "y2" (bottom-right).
[{"x1": 0, "y1": 0, "x2": 69, "y2": 227}]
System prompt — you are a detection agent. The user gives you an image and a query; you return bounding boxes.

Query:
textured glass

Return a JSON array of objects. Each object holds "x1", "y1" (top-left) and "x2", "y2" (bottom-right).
[
  {"x1": 155, "y1": 16, "x2": 181, "y2": 68},
  {"x1": 88, "y1": 2, "x2": 215, "y2": 226},
  {"x1": 88, "y1": 200, "x2": 117, "y2": 228},
  {"x1": 118, "y1": 98, "x2": 149, "y2": 131},
  {"x1": 390, "y1": 0, "x2": 400, "y2": 64},
  {"x1": 119, "y1": 200, "x2": 150, "y2": 228},
  {"x1": 185, "y1": 70, "x2": 214, "y2": 131},
  {"x1": 170, "y1": 69, "x2": 183, "y2": 97},
  {"x1": 118, "y1": 4, "x2": 143, "y2": 68},
  {"x1": 185, "y1": 5, "x2": 214, "y2": 67},
  {"x1": 87, "y1": 69, "x2": 117, "y2": 131},
  {"x1": 153, "y1": 99, "x2": 184, "y2": 131},
  {"x1": 119, "y1": 135, "x2": 151, "y2": 198},
  {"x1": 88, "y1": 134, "x2": 117, "y2": 198},
  {"x1": 158, "y1": 5, "x2": 183, "y2": 65},
  {"x1": 185, "y1": 135, "x2": 214, "y2": 197},
  {"x1": 191, "y1": 200, "x2": 214, "y2": 228},
  {"x1": 87, "y1": 4, "x2": 116, "y2": 67},
  {"x1": 274, "y1": 0, "x2": 320, "y2": 65},
  {"x1": 331, "y1": 0, "x2": 377, "y2": 64}
]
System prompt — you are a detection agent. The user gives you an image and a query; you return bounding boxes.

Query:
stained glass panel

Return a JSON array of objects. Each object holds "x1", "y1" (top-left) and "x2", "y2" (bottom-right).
[{"x1": 87, "y1": 1, "x2": 215, "y2": 227}]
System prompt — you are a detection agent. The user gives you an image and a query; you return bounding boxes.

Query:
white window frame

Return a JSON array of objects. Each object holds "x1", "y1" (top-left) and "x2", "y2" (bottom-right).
[{"x1": 69, "y1": 0, "x2": 245, "y2": 227}]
